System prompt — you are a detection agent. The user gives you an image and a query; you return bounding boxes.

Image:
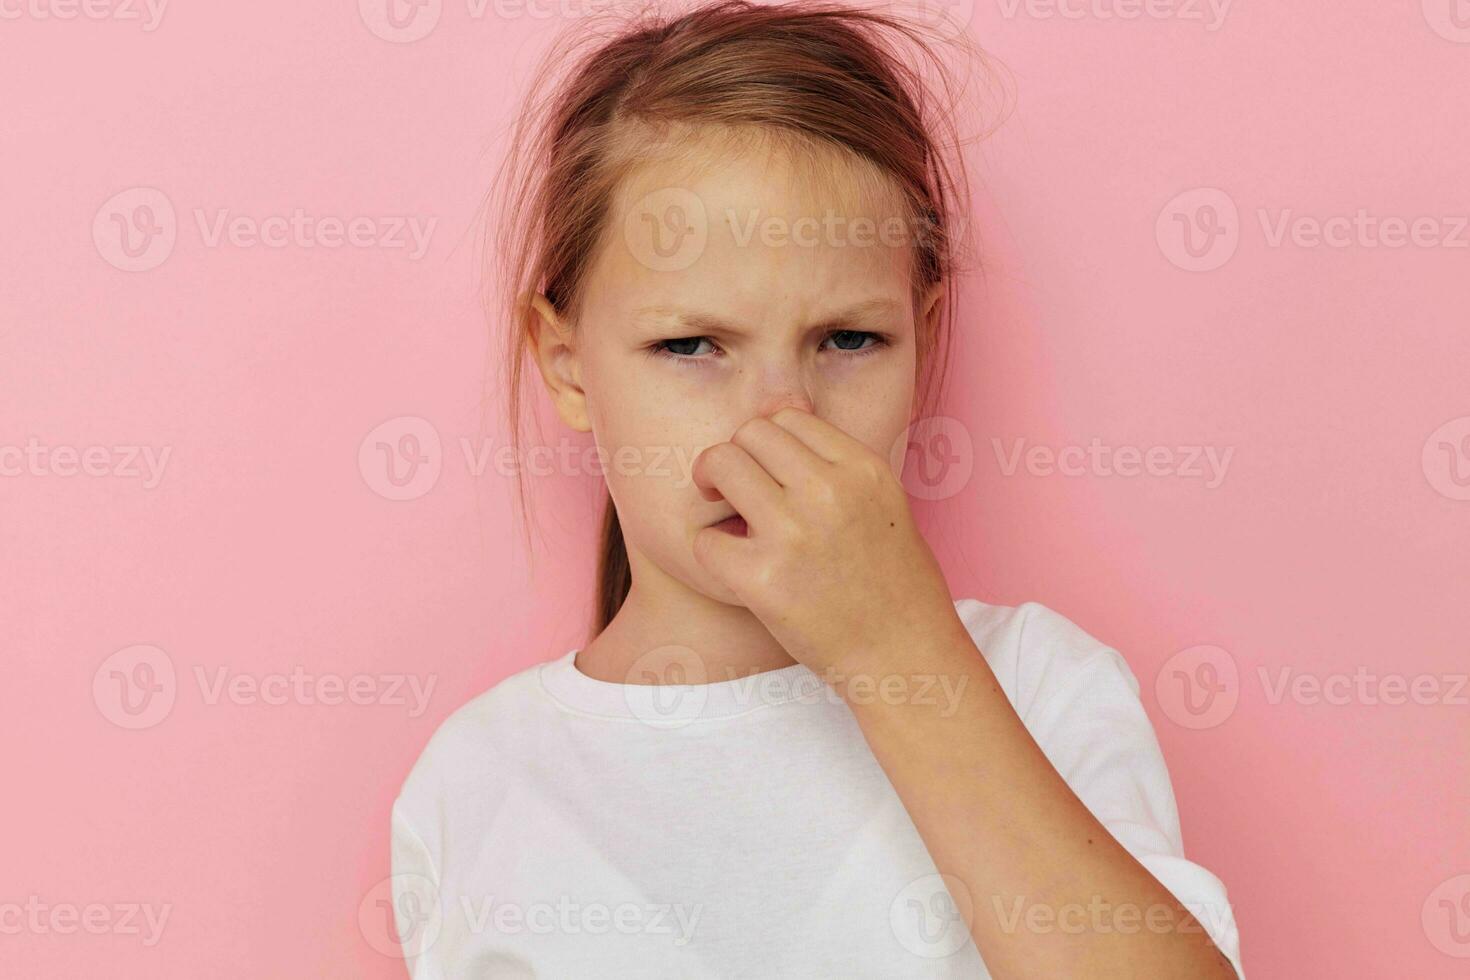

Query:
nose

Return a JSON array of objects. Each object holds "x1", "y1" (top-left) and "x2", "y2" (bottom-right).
[{"x1": 751, "y1": 361, "x2": 815, "y2": 419}]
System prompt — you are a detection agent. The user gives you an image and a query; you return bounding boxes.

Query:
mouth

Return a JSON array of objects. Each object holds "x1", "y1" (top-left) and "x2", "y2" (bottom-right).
[{"x1": 708, "y1": 513, "x2": 749, "y2": 537}]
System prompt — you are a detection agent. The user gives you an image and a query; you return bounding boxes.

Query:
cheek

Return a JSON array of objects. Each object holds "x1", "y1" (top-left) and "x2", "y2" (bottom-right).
[
  {"x1": 584, "y1": 353, "x2": 667, "y2": 449},
  {"x1": 820, "y1": 357, "x2": 916, "y2": 451},
  {"x1": 576, "y1": 340, "x2": 727, "y2": 543},
  {"x1": 591, "y1": 400, "x2": 717, "y2": 516}
]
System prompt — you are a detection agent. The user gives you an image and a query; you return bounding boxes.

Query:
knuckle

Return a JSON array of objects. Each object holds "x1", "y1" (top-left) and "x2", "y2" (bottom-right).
[
  {"x1": 733, "y1": 415, "x2": 775, "y2": 445},
  {"x1": 700, "y1": 442, "x2": 735, "y2": 469},
  {"x1": 854, "y1": 452, "x2": 889, "y2": 486},
  {"x1": 753, "y1": 558, "x2": 780, "y2": 591},
  {"x1": 773, "y1": 510, "x2": 805, "y2": 543},
  {"x1": 806, "y1": 474, "x2": 840, "y2": 511}
]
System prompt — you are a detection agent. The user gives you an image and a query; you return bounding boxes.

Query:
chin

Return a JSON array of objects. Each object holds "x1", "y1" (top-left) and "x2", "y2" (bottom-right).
[{"x1": 684, "y1": 560, "x2": 748, "y2": 608}]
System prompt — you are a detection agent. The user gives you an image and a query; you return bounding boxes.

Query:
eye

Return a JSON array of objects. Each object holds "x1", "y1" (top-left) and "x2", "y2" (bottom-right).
[
  {"x1": 650, "y1": 336, "x2": 720, "y2": 362},
  {"x1": 648, "y1": 330, "x2": 890, "y2": 366},
  {"x1": 821, "y1": 330, "x2": 885, "y2": 354}
]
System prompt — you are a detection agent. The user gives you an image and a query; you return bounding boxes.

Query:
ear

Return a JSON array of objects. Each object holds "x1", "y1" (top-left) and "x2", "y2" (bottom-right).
[
  {"x1": 909, "y1": 280, "x2": 946, "y2": 420},
  {"x1": 919, "y1": 279, "x2": 945, "y2": 334},
  {"x1": 526, "y1": 293, "x2": 592, "y2": 433}
]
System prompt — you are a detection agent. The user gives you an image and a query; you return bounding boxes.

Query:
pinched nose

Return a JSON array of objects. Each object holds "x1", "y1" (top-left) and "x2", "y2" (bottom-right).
[
  {"x1": 752, "y1": 364, "x2": 815, "y2": 418},
  {"x1": 758, "y1": 392, "x2": 815, "y2": 417}
]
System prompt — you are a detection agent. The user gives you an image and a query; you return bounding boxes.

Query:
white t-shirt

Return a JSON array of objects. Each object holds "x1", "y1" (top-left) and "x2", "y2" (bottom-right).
[{"x1": 390, "y1": 598, "x2": 1245, "y2": 978}]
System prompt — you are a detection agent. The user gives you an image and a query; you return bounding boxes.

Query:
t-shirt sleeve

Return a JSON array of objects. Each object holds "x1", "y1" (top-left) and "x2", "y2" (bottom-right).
[
  {"x1": 999, "y1": 600, "x2": 1246, "y2": 978},
  {"x1": 389, "y1": 798, "x2": 445, "y2": 979}
]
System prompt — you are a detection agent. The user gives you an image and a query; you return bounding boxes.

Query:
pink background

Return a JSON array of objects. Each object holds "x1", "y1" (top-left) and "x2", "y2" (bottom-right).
[{"x1": 3, "y1": 1, "x2": 1468, "y2": 976}]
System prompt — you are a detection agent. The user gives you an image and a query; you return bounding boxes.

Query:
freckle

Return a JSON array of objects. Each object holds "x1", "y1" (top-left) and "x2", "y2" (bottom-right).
[
  {"x1": 888, "y1": 521, "x2": 895, "y2": 527},
  {"x1": 1087, "y1": 838, "x2": 1094, "y2": 844}
]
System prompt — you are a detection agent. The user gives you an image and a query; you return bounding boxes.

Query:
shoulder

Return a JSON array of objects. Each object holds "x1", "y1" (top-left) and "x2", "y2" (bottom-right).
[
  {"x1": 954, "y1": 598, "x2": 1246, "y2": 978},
  {"x1": 391, "y1": 655, "x2": 561, "y2": 842},
  {"x1": 954, "y1": 597, "x2": 1181, "y2": 846},
  {"x1": 953, "y1": 597, "x2": 1140, "y2": 718}
]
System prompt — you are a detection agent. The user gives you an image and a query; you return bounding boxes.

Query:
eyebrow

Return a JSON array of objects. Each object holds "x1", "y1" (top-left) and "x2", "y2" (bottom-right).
[{"x1": 630, "y1": 298, "x2": 901, "y2": 337}]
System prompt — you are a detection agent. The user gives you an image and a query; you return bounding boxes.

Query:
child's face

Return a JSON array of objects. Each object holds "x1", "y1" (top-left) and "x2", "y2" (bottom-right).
[{"x1": 533, "y1": 135, "x2": 941, "y2": 608}]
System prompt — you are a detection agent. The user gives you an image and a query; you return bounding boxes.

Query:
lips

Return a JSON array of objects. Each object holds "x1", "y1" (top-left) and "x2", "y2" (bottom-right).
[{"x1": 710, "y1": 513, "x2": 749, "y2": 537}]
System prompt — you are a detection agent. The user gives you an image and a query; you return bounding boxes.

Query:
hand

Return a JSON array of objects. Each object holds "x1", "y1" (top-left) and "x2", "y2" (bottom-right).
[{"x1": 690, "y1": 406, "x2": 964, "y2": 678}]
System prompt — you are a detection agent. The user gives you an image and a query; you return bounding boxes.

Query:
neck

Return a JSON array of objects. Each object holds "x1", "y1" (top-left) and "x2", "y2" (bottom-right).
[{"x1": 574, "y1": 546, "x2": 797, "y2": 686}]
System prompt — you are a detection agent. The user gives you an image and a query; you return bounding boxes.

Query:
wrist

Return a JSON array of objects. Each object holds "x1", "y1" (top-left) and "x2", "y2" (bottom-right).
[{"x1": 821, "y1": 605, "x2": 979, "y2": 705}]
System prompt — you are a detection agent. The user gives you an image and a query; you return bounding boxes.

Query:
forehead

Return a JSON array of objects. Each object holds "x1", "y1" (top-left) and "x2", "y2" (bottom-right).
[{"x1": 583, "y1": 128, "x2": 917, "y2": 330}]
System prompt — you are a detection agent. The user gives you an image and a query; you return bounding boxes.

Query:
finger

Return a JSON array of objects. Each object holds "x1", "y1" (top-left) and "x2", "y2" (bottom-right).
[
  {"x1": 767, "y1": 406, "x2": 867, "y2": 464},
  {"x1": 692, "y1": 518, "x2": 757, "y2": 582},
  {"x1": 691, "y1": 441, "x2": 783, "y2": 529},
  {"x1": 692, "y1": 520, "x2": 760, "y2": 604},
  {"x1": 729, "y1": 415, "x2": 829, "y2": 488}
]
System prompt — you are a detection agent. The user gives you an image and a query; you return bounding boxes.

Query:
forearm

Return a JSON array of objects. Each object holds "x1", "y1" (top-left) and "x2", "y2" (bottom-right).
[{"x1": 831, "y1": 619, "x2": 1236, "y2": 979}]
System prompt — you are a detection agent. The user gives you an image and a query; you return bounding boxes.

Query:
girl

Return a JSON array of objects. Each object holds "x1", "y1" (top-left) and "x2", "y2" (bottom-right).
[{"x1": 391, "y1": 1, "x2": 1244, "y2": 976}]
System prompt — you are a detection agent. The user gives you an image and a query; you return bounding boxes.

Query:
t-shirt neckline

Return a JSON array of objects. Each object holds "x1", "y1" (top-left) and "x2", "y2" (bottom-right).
[{"x1": 538, "y1": 648, "x2": 825, "y2": 723}]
